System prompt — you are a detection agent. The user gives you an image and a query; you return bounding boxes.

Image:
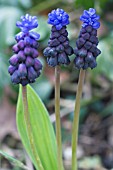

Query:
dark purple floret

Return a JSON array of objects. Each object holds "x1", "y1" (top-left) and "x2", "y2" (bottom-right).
[
  {"x1": 25, "y1": 56, "x2": 34, "y2": 67},
  {"x1": 18, "y1": 63, "x2": 27, "y2": 78},
  {"x1": 34, "y1": 59, "x2": 42, "y2": 71},
  {"x1": 12, "y1": 44, "x2": 19, "y2": 53},
  {"x1": 8, "y1": 65, "x2": 17, "y2": 75},
  {"x1": 9, "y1": 55, "x2": 19, "y2": 66},
  {"x1": 8, "y1": 14, "x2": 42, "y2": 86},
  {"x1": 28, "y1": 67, "x2": 37, "y2": 81},
  {"x1": 18, "y1": 51, "x2": 26, "y2": 62},
  {"x1": 11, "y1": 70, "x2": 20, "y2": 84},
  {"x1": 74, "y1": 8, "x2": 101, "y2": 70}
]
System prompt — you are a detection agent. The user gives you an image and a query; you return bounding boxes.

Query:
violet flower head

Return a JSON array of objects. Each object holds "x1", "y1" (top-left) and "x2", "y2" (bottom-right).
[
  {"x1": 74, "y1": 8, "x2": 101, "y2": 70},
  {"x1": 8, "y1": 14, "x2": 42, "y2": 86},
  {"x1": 15, "y1": 14, "x2": 40, "y2": 42},
  {"x1": 80, "y1": 8, "x2": 100, "y2": 29},
  {"x1": 48, "y1": 8, "x2": 70, "y2": 30},
  {"x1": 43, "y1": 9, "x2": 73, "y2": 67}
]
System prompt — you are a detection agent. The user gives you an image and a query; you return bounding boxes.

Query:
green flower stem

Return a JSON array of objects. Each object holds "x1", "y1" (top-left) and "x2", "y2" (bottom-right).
[
  {"x1": 72, "y1": 69, "x2": 86, "y2": 170},
  {"x1": 55, "y1": 66, "x2": 64, "y2": 170},
  {"x1": 22, "y1": 86, "x2": 44, "y2": 170}
]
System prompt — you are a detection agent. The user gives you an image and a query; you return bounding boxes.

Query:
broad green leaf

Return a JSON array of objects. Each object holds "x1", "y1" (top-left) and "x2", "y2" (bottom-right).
[
  {"x1": 17, "y1": 85, "x2": 57, "y2": 170},
  {"x1": 0, "y1": 150, "x2": 30, "y2": 170}
]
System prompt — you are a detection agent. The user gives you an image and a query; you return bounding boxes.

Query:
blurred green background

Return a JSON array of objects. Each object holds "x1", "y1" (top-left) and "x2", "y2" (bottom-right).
[{"x1": 1, "y1": 0, "x2": 113, "y2": 169}]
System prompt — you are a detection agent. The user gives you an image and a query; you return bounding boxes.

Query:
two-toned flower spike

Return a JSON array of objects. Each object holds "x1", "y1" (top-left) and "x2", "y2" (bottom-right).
[
  {"x1": 8, "y1": 14, "x2": 42, "y2": 86},
  {"x1": 74, "y1": 8, "x2": 101, "y2": 70},
  {"x1": 43, "y1": 8, "x2": 73, "y2": 67}
]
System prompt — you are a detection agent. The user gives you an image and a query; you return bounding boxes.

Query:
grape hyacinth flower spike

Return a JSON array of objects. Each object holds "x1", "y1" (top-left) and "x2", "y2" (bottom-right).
[
  {"x1": 8, "y1": 14, "x2": 44, "y2": 170},
  {"x1": 72, "y1": 8, "x2": 101, "y2": 170},
  {"x1": 43, "y1": 8, "x2": 73, "y2": 67},
  {"x1": 74, "y1": 8, "x2": 101, "y2": 69},
  {"x1": 8, "y1": 14, "x2": 42, "y2": 86},
  {"x1": 43, "y1": 8, "x2": 73, "y2": 170}
]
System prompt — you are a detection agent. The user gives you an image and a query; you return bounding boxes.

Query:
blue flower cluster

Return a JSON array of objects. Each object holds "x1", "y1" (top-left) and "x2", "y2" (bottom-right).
[
  {"x1": 80, "y1": 8, "x2": 100, "y2": 29},
  {"x1": 43, "y1": 8, "x2": 73, "y2": 67},
  {"x1": 74, "y1": 8, "x2": 101, "y2": 70},
  {"x1": 48, "y1": 8, "x2": 70, "y2": 30},
  {"x1": 15, "y1": 14, "x2": 40, "y2": 42},
  {"x1": 8, "y1": 14, "x2": 42, "y2": 86},
  {"x1": 8, "y1": 8, "x2": 101, "y2": 83}
]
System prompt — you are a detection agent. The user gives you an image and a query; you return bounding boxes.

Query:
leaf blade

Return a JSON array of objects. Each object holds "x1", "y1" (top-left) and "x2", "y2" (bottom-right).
[{"x1": 17, "y1": 85, "x2": 57, "y2": 170}]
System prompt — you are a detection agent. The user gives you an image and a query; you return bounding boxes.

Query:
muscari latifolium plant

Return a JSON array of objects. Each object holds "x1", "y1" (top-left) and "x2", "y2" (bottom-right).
[
  {"x1": 72, "y1": 8, "x2": 101, "y2": 170},
  {"x1": 5, "y1": 7, "x2": 101, "y2": 170},
  {"x1": 43, "y1": 8, "x2": 73, "y2": 170}
]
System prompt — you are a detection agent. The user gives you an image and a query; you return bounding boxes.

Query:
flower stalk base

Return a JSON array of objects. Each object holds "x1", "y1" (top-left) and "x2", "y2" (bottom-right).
[
  {"x1": 55, "y1": 66, "x2": 64, "y2": 170},
  {"x1": 72, "y1": 69, "x2": 86, "y2": 170}
]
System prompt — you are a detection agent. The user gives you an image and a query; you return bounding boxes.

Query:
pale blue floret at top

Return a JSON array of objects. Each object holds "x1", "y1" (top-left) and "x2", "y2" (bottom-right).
[
  {"x1": 48, "y1": 8, "x2": 70, "y2": 30},
  {"x1": 80, "y1": 8, "x2": 100, "y2": 29}
]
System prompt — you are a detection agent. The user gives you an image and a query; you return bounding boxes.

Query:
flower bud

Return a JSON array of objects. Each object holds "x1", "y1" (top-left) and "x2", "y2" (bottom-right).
[
  {"x1": 48, "y1": 48, "x2": 57, "y2": 57},
  {"x1": 24, "y1": 36, "x2": 33, "y2": 46},
  {"x1": 85, "y1": 52, "x2": 95, "y2": 62},
  {"x1": 32, "y1": 40, "x2": 39, "y2": 48},
  {"x1": 50, "y1": 32, "x2": 60, "y2": 39},
  {"x1": 78, "y1": 48, "x2": 87, "y2": 57},
  {"x1": 48, "y1": 57, "x2": 58, "y2": 67},
  {"x1": 28, "y1": 67, "x2": 37, "y2": 81},
  {"x1": 18, "y1": 63, "x2": 27, "y2": 78},
  {"x1": 63, "y1": 41, "x2": 69, "y2": 48},
  {"x1": 26, "y1": 56, "x2": 34, "y2": 67},
  {"x1": 18, "y1": 40, "x2": 25, "y2": 49},
  {"x1": 58, "y1": 52, "x2": 70, "y2": 65},
  {"x1": 11, "y1": 70, "x2": 20, "y2": 84},
  {"x1": 18, "y1": 51, "x2": 26, "y2": 62},
  {"x1": 65, "y1": 46, "x2": 73, "y2": 55},
  {"x1": 12, "y1": 44, "x2": 19, "y2": 53},
  {"x1": 56, "y1": 44, "x2": 64, "y2": 53},
  {"x1": 82, "y1": 33, "x2": 90, "y2": 40},
  {"x1": 49, "y1": 38, "x2": 60, "y2": 47},
  {"x1": 34, "y1": 59, "x2": 42, "y2": 71},
  {"x1": 76, "y1": 38, "x2": 86, "y2": 49},
  {"x1": 74, "y1": 57, "x2": 84, "y2": 69},
  {"x1": 9, "y1": 54, "x2": 19, "y2": 66},
  {"x1": 58, "y1": 35, "x2": 67, "y2": 43},
  {"x1": 32, "y1": 49, "x2": 39, "y2": 58},
  {"x1": 84, "y1": 41, "x2": 92, "y2": 50},
  {"x1": 8, "y1": 65, "x2": 17, "y2": 75},
  {"x1": 43, "y1": 47, "x2": 51, "y2": 57},
  {"x1": 89, "y1": 60, "x2": 97, "y2": 69},
  {"x1": 24, "y1": 47, "x2": 33, "y2": 56}
]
